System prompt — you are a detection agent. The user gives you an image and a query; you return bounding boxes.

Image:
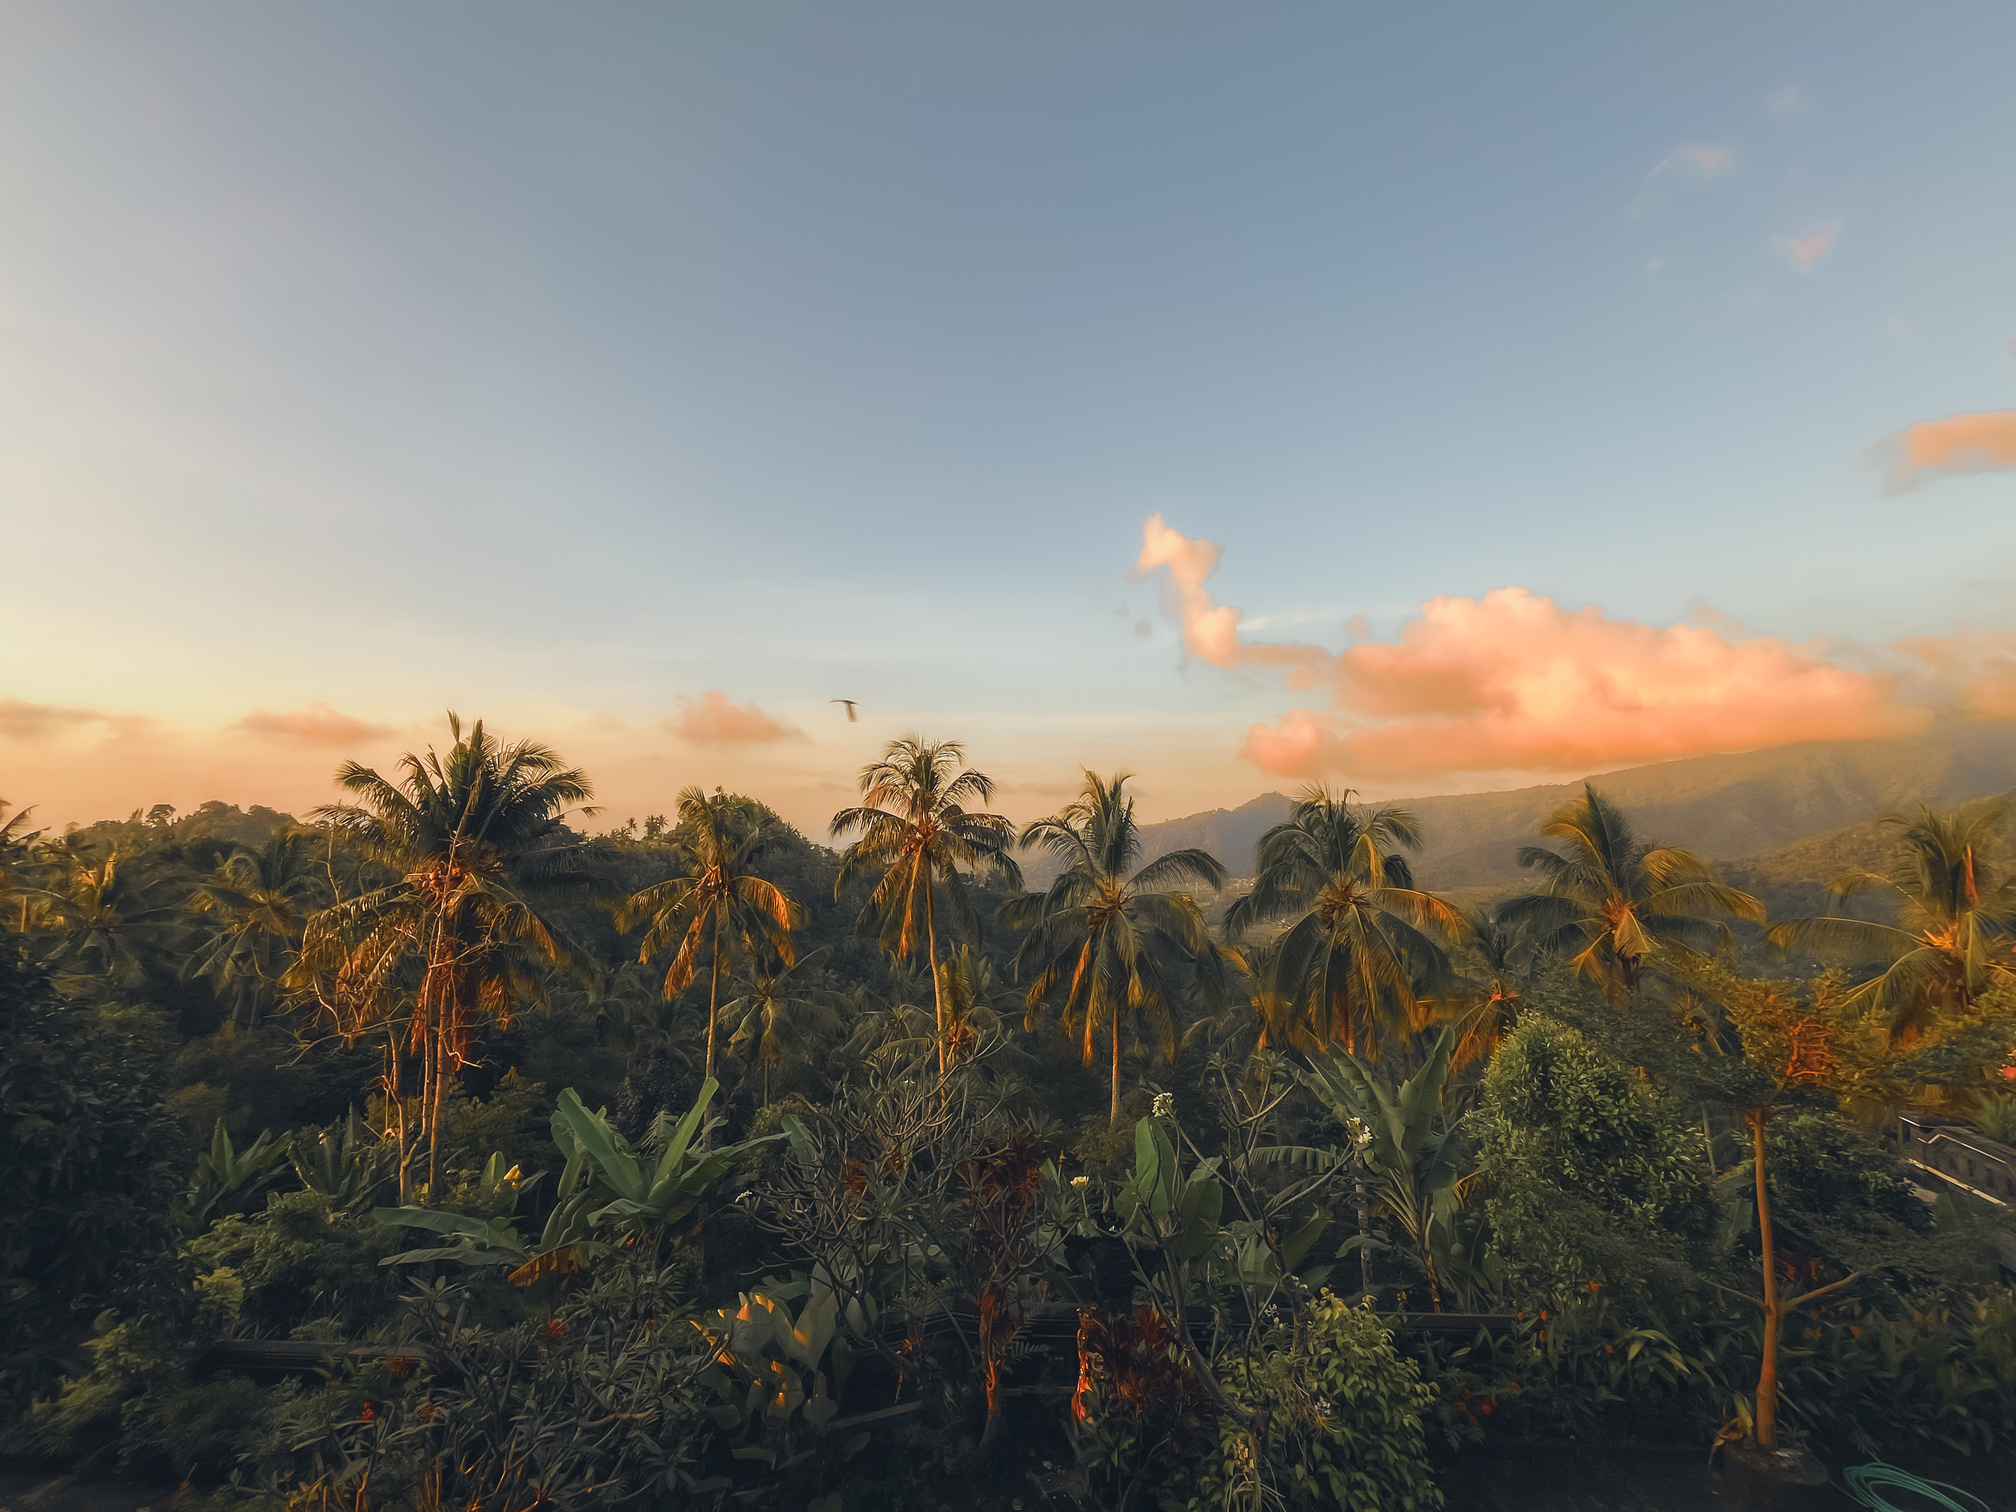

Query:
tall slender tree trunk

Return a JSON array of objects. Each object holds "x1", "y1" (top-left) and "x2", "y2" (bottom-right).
[
  {"x1": 1749, "y1": 1108, "x2": 1782, "y2": 1449},
  {"x1": 705, "y1": 933, "x2": 722, "y2": 1082},
  {"x1": 924, "y1": 867, "x2": 947, "y2": 1077},
  {"x1": 1110, "y1": 1012, "x2": 1122, "y2": 1126}
]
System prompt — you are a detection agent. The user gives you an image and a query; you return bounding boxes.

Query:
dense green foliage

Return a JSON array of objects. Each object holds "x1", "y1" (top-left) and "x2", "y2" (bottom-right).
[
  {"x1": 3, "y1": 733, "x2": 2015, "y2": 1508},
  {"x1": 1476, "y1": 1013, "x2": 1721, "y2": 1312}
]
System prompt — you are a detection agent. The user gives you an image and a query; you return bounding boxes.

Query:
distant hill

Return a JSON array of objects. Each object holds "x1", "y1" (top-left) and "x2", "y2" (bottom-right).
[{"x1": 1101, "y1": 721, "x2": 2016, "y2": 893}]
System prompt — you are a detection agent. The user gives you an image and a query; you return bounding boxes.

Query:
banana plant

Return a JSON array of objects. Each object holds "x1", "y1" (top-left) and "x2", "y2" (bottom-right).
[
  {"x1": 1116, "y1": 1115, "x2": 1224, "y2": 1263},
  {"x1": 1301, "y1": 1026, "x2": 1499, "y2": 1311},
  {"x1": 189, "y1": 1118, "x2": 293, "y2": 1225},
  {"x1": 291, "y1": 1109, "x2": 400, "y2": 1215},
  {"x1": 377, "y1": 1143, "x2": 599, "y2": 1286},
  {"x1": 552, "y1": 1078, "x2": 796, "y2": 1244},
  {"x1": 685, "y1": 1281, "x2": 868, "y2": 1501}
]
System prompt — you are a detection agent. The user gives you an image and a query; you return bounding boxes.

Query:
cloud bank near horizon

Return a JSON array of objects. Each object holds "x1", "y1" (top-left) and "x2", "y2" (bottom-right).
[{"x1": 1129, "y1": 515, "x2": 2008, "y2": 783}]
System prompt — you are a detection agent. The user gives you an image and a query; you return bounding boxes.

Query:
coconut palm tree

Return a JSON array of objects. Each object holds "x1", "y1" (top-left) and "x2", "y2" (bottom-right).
[
  {"x1": 1499, "y1": 783, "x2": 1761, "y2": 1003},
  {"x1": 1223, "y1": 786, "x2": 1468, "y2": 1059},
  {"x1": 299, "y1": 714, "x2": 605, "y2": 1194},
  {"x1": 721, "y1": 947, "x2": 839, "y2": 1105},
  {"x1": 829, "y1": 737, "x2": 1020, "y2": 1077},
  {"x1": 184, "y1": 826, "x2": 326, "y2": 1026},
  {"x1": 1765, "y1": 799, "x2": 2016, "y2": 1042},
  {"x1": 1003, "y1": 771, "x2": 1227, "y2": 1124},
  {"x1": 27, "y1": 840, "x2": 179, "y2": 993},
  {"x1": 620, "y1": 786, "x2": 803, "y2": 1084},
  {"x1": 1432, "y1": 911, "x2": 1528, "y2": 1070},
  {"x1": 0, "y1": 799, "x2": 43, "y2": 933}
]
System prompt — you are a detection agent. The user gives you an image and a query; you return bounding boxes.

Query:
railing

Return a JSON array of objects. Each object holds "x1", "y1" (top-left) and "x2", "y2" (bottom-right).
[{"x1": 1900, "y1": 1114, "x2": 2015, "y2": 1207}]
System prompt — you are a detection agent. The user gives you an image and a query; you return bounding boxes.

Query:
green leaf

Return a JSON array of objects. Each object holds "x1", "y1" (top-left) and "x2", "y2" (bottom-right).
[
  {"x1": 1281, "y1": 1210, "x2": 1331, "y2": 1271},
  {"x1": 1170, "y1": 1185, "x2": 1222, "y2": 1262},
  {"x1": 651, "y1": 1077, "x2": 719, "y2": 1188},
  {"x1": 553, "y1": 1088, "x2": 645, "y2": 1203}
]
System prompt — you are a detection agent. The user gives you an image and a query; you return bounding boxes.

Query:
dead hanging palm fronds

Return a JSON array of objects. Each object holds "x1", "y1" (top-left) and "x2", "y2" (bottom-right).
[{"x1": 292, "y1": 713, "x2": 609, "y2": 1196}]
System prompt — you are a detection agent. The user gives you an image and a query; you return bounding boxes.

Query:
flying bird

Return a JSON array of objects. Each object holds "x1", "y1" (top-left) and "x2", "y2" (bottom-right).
[{"x1": 831, "y1": 700, "x2": 858, "y2": 722}]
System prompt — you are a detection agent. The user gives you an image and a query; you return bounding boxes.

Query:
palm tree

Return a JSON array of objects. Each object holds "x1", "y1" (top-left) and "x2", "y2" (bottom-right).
[
  {"x1": 721, "y1": 946, "x2": 839, "y2": 1105},
  {"x1": 27, "y1": 841, "x2": 179, "y2": 992},
  {"x1": 1433, "y1": 911, "x2": 1528, "y2": 1070},
  {"x1": 1765, "y1": 799, "x2": 2016, "y2": 1042},
  {"x1": 620, "y1": 786, "x2": 803, "y2": 1083},
  {"x1": 829, "y1": 737, "x2": 1020, "y2": 1077},
  {"x1": 299, "y1": 714, "x2": 604, "y2": 1194},
  {"x1": 1223, "y1": 786, "x2": 1467, "y2": 1059},
  {"x1": 1004, "y1": 771, "x2": 1227, "y2": 1125},
  {"x1": 0, "y1": 799, "x2": 43, "y2": 933},
  {"x1": 1499, "y1": 782, "x2": 1761, "y2": 1002},
  {"x1": 184, "y1": 826, "x2": 326, "y2": 1026}
]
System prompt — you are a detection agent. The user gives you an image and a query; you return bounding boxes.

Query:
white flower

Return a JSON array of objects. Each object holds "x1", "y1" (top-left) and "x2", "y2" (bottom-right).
[
  {"x1": 1070, "y1": 1175, "x2": 1090, "y2": 1190},
  {"x1": 1151, "y1": 1092, "x2": 1176, "y2": 1119}
]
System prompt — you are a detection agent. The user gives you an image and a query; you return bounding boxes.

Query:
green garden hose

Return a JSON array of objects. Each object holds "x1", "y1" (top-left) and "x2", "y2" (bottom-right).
[{"x1": 1843, "y1": 1462, "x2": 1992, "y2": 1512}]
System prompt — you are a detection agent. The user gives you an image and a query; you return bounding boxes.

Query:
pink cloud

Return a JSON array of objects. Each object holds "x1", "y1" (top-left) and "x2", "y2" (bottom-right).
[
  {"x1": 1771, "y1": 218, "x2": 1842, "y2": 272},
  {"x1": 1133, "y1": 519, "x2": 1927, "y2": 784},
  {"x1": 1129, "y1": 514, "x2": 1327, "y2": 677},
  {"x1": 666, "y1": 691, "x2": 804, "y2": 746},
  {"x1": 0, "y1": 697, "x2": 104, "y2": 742},
  {"x1": 1870, "y1": 409, "x2": 2016, "y2": 495},
  {"x1": 1241, "y1": 588, "x2": 1923, "y2": 781},
  {"x1": 233, "y1": 701, "x2": 392, "y2": 745}
]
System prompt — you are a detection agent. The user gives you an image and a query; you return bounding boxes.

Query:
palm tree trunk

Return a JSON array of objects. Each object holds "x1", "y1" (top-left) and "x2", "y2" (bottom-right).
[
  {"x1": 705, "y1": 936, "x2": 722, "y2": 1083},
  {"x1": 1110, "y1": 1012, "x2": 1122, "y2": 1126},
  {"x1": 427, "y1": 1011, "x2": 450, "y2": 1196},
  {"x1": 924, "y1": 866, "x2": 947, "y2": 1078},
  {"x1": 1750, "y1": 1107, "x2": 1782, "y2": 1449}
]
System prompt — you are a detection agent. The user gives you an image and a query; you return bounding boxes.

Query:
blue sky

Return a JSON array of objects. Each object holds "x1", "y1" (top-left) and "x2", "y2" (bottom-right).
[{"x1": 3, "y1": 3, "x2": 2014, "y2": 830}]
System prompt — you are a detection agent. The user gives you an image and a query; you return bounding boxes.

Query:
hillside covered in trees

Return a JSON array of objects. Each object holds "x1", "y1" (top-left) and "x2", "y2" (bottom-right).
[{"x1": 3, "y1": 717, "x2": 2015, "y2": 1510}]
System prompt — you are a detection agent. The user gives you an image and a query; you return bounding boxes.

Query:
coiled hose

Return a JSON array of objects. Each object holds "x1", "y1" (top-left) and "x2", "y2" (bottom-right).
[{"x1": 1843, "y1": 1461, "x2": 1992, "y2": 1512}]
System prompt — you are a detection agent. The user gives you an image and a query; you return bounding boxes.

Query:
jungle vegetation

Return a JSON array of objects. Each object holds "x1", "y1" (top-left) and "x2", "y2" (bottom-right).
[{"x1": 1, "y1": 720, "x2": 2014, "y2": 1512}]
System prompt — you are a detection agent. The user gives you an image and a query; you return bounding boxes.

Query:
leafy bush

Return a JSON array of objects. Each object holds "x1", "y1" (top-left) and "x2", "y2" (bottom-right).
[
  {"x1": 1476, "y1": 1015, "x2": 1721, "y2": 1310},
  {"x1": 1, "y1": 944, "x2": 184, "y2": 1407},
  {"x1": 1181, "y1": 1293, "x2": 1441, "y2": 1511},
  {"x1": 7, "y1": 1266, "x2": 267, "y2": 1475},
  {"x1": 246, "y1": 1264, "x2": 706, "y2": 1510},
  {"x1": 187, "y1": 1191, "x2": 407, "y2": 1339}
]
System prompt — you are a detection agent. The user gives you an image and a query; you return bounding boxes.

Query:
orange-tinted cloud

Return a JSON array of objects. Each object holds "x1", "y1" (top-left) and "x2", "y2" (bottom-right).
[
  {"x1": 0, "y1": 696, "x2": 104, "y2": 741},
  {"x1": 1771, "y1": 218, "x2": 1842, "y2": 272},
  {"x1": 1130, "y1": 515, "x2": 1327, "y2": 677},
  {"x1": 233, "y1": 701, "x2": 393, "y2": 745},
  {"x1": 666, "y1": 691, "x2": 803, "y2": 746},
  {"x1": 1240, "y1": 588, "x2": 1923, "y2": 781},
  {"x1": 1894, "y1": 628, "x2": 2016, "y2": 718},
  {"x1": 1135, "y1": 519, "x2": 1927, "y2": 784},
  {"x1": 1871, "y1": 409, "x2": 2016, "y2": 495}
]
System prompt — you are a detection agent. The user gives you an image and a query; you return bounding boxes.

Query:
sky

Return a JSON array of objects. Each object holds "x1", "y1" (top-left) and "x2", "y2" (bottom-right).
[{"x1": 3, "y1": 3, "x2": 2015, "y2": 836}]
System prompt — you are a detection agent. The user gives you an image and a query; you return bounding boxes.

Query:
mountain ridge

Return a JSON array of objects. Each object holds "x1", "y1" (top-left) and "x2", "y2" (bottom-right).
[{"x1": 1104, "y1": 721, "x2": 2016, "y2": 892}]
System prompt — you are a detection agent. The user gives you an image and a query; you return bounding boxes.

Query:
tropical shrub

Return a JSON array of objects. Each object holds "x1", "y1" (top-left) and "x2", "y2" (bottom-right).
[
  {"x1": 1181, "y1": 1293, "x2": 1440, "y2": 1512},
  {"x1": 1476, "y1": 1013, "x2": 1721, "y2": 1310},
  {"x1": 1, "y1": 944, "x2": 184, "y2": 1408}
]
